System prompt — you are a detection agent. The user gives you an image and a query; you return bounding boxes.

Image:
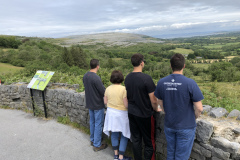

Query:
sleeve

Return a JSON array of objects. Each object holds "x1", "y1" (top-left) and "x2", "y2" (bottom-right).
[
  {"x1": 94, "y1": 77, "x2": 106, "y2": 97},
  {"x1": 122, "y1": 87, "x2": 127, "y2": 99},
  {"x1": 145, "y1": 75, "x2": 156, "y2": 94},
  {"x1": 191, "y1": 82, "x2": 204, "y2": 102},
  {"x1": 154, "y1": 81, "x2": 162, "y2": 100}
]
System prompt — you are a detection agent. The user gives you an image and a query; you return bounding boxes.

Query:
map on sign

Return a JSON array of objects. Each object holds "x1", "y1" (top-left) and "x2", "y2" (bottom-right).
[{"x1": 27, "y1": 70, "x2": 54, "y2": 91}]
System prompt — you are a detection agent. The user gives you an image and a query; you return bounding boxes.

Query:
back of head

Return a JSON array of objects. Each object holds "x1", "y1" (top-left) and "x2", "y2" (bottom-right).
[
  {"x1": 90, "y1": 59, "x2": 99, "y2": 69},
  {"x1": 131, "y1": 53, "x2": 144, "y2": 67},
  {"x1": 110, "y1": 70, "x2": 124, "y2": 84},
  {"x1": 170, "y1": 53, "x2": 185, "y2": 71}
]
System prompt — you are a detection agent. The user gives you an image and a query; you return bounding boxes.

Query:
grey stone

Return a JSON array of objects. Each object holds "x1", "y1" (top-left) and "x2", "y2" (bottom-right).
[
  {"x1": 211, "y1": 137, "x2": 240, "y2": 154},
  {"x1": 227, "y1": 109, "x2": 240, "y2": 118},
  {"x1": 196, "y1": 120, "x2": 214, "y2": 143},
  {"x1": 211, "y1": 157, "x2": 222, "y2": 160},
  {"x1": 212, "y1": 147, "x2": 230, "y2": 160},
  {"x1": 209, "y1": 107, "x2": 229, "y2": 118},
  {"x1": 202, "y1": 105, "x2": 212, "y2": 113},
  {"x1": 236, "y1": 115, "x2": 240, "y2": 121},
  {"x1": 233, "y1": 128, "x2": 240, "y2": 134},
  {"x1": 190, "y1": 151, "x2": 206, "y2": 160},
  {"x1": 192, "y1": 142, "x2": 211, "y2": 158},
  {"x1": 199, "y1": 142, "x2": 213, "y2": 151}
]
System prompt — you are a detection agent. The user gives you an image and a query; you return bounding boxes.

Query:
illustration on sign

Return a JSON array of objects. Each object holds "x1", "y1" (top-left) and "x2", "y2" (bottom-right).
[{"x1": 27, "y1": 70, "x2": 54, "y2": 91}]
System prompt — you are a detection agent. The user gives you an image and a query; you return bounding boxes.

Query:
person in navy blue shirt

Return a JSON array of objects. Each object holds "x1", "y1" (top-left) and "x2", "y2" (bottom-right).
[{"x1": 154, "y1": 53, "x2": 204, "y2": 160}]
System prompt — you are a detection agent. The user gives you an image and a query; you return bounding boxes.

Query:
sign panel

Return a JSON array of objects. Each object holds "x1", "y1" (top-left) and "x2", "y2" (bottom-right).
[{"x1": 27, "y1": 70, "x2": 54, "y2": 91}]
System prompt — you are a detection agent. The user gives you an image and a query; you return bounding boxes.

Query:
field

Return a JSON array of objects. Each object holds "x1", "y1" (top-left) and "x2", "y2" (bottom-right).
[
  {"x1": 0, "y1": 63, "x2": 24, "y2": 74},
  {"x1": 192, "y1": 63, "x2": 210, "y2": 69},
  {"x1": 170, "y1": 48, "x2": 194, "y2": 55}
]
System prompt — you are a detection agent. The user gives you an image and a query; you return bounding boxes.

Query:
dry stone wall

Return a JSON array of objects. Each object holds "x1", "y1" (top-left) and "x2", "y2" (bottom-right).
[{"x1": 1, "y1": 83, "x2": 240, "y2": 160}]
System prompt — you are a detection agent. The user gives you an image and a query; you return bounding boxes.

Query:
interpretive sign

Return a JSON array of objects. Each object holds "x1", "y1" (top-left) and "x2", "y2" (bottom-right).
[{"x1": 27, "y1": 70, "x2": 54, "y2": 91}]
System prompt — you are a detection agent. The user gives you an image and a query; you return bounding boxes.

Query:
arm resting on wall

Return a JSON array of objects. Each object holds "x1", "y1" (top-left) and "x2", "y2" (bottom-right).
[
  {"x1": 193, "y1": 101, "x2": 203, "y2": 119},
  {"x1": 157, "y1": 99, "x2": 164, "y2": 112},
  {"x1": 149, "y1": 92, "x2": 161, "y2": 112}
]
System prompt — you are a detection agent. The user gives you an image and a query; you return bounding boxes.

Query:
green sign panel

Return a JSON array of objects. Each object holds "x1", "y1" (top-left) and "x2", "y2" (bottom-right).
[{"x1": 27, "y1": 70, "x2": 54, "y2": 91}]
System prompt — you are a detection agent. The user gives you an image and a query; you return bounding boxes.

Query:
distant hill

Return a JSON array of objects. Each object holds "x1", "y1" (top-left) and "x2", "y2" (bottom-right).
[{"x1": 59, "y1": 32, "x2": 164, "y2": 47}]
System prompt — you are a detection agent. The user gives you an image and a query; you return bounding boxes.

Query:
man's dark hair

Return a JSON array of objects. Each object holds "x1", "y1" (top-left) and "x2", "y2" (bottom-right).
[
  {"x1": 110, "y1": 70, "x2": 124, "y2": 84},
  {"x1": 170, "y1": 53, "x2": 185, "y2": 71},
  {"x1": 90, "y1": 59, "x2": 99, "y2": 69},
  {"x1": 131, "y1": 53, "x2": 144, "y2": 67}
]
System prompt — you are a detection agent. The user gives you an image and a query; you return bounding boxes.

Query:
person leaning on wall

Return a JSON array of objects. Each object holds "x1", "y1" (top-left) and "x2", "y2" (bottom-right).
[
  {"x1": 83, "y1": 59, "x2": 108, "y2": 152},
  {"x1": 154, "y1": 53, "x2": 204, "y2": 160},
  {"x1": 125, "y1": 53, "x2": 161, "y2": 160}
]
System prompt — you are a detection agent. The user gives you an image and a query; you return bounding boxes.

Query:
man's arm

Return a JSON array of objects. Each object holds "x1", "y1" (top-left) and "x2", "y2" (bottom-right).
[
  {"x1": 94, "y1": 78, "x2": 105, "y2": 97},
  {"x1": 149, "y1": 92, "x2": 161, "y2": 112},
  {"x1": 193, "y1": 101, "x2": 203, "y2": 119},
  {"x1": 157, "y1": 99, "x2": 164, "y2": 112}
]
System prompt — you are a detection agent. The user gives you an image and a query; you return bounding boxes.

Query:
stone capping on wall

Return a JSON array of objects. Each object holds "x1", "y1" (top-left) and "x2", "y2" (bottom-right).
[{"x1": 1, "y1": 83, "x2": 240, "y2": 160}]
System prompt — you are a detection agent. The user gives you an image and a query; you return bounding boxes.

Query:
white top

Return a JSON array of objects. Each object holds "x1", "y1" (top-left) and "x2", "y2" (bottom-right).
[{"x1": 103, "y1": 107, "x2": 131, "y2": 139}]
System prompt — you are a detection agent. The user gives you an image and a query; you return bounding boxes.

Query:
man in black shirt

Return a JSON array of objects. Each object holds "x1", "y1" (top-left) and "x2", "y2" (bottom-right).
[
  {"x1": 125, "y1": 54, "x2": 160, "y2": 160},
  {"x1": 83, "y1": 59, "x2": 108, "y2": 152}
]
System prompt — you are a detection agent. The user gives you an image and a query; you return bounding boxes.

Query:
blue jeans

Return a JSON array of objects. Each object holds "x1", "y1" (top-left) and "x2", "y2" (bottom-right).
[
  {"x1": 111, "y1": 132, "x2": 129, "y2": 155},
  {"x1": 164, "y1": 126, "x2": 196, "y2": 160},
  {"x1": 89, "y1": 108, "x2": 104, "y2": 147}
]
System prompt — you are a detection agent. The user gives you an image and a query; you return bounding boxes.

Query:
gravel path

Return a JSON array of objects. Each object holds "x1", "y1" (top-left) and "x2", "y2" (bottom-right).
[{"x1": 0, "y1": 109, "x2": 113, "y2": 160}]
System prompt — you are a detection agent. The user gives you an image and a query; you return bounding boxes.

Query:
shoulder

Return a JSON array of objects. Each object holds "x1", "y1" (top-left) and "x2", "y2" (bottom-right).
[{"x1": 157, "y1": 75, "x2": 171, "y2": 84}]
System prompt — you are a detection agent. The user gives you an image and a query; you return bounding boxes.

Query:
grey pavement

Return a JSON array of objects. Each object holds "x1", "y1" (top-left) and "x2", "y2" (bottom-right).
[{"x1": 0, "y1": 109, "x2": 113, "y2": 160}]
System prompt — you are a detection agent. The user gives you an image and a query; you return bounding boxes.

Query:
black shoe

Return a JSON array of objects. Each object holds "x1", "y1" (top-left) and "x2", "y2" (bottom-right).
[{"x1": 93, "y1": 144, "x2": 108, "y2": 152}]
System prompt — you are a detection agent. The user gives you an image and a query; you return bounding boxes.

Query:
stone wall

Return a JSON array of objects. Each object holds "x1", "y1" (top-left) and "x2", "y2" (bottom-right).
[
  {"x1": 1, "y1": 83, "x2": 240, "y2": 160},
  {"x1": 155, "y1": 106, "x2": 240, "y2": 160},
  {"x1": 0, "y1": 83, "x2": 89, "y2": 128}
]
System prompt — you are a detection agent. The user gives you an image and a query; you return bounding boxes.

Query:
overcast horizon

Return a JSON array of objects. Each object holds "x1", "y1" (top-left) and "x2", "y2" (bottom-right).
[{"x1": 0, "y1": 0, "x2": 240, "y2": 38}]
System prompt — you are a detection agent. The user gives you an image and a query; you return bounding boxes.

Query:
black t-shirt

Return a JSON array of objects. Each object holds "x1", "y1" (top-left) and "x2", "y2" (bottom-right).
[{"x1": 124, "y1": 72, "x2": 156, "y2": 118}]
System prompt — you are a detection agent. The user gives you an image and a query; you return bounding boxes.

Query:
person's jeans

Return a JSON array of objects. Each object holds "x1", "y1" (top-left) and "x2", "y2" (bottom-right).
[
  {"x1": 164, "y1": 126, "x2": 196, "y2": 160},
  {"x1": 111, "y1": 132, "x2": 129, "y2": 155},
  {"x1": 89, "y1": 108, "x2": 104, "y2": 147}
]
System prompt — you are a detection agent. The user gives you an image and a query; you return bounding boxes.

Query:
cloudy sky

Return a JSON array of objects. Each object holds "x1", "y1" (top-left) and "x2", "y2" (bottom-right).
[{"x1": 0, "y1": 0, "x2": 240, "y2": 38}]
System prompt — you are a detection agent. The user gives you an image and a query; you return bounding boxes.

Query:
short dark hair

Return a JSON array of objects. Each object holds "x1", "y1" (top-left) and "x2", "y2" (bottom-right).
[
  {"x1": 170, "y1": 53, "x2": 185, "y2": 71},
  {"x1": 131, "y1": 53, "x2": 144, "y2": 67},
  {"x1": 110, "y1": 70, "x2": 124, "y2": 84},
  {"x1": 90, "y1": 59, "x2": 99, "y2": 69}
]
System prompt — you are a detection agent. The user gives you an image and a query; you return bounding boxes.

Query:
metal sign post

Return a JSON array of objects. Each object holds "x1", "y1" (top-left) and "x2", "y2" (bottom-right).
[{"x1": 28, "y1": 70, "x2": 54, "y2": 118}]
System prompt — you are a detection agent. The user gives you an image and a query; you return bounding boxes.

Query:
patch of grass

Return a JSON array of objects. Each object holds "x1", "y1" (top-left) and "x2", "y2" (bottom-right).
[
  {"x1": 192, "y1": 63, "x2": 210, "y2": 69},
  {"x1": 198, "y1": 82, "x2": 240, "y2": 112},
  {"x1": 0, "y1": 63, "x2": 24, "y2": 74},
  {"x1": 57, "y1": 116, "x2": 90, "y2": 134},
  {"x1": 0, "y1": 105, "x2": 11, "y2": 109},
  {"x1": 170, "y1": 48, "x2": 194, "y2": 55}
]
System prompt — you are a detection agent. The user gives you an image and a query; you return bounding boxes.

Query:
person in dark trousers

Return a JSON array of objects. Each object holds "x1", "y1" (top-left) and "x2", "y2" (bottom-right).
[
  {"x1": 83, "y1": 59, "x2": 108, "y2": 152},
  {"x1": 125, "y1": 53, "x2": 160, "y2": 160},
  {"x1": 154, "y1": 53, "x2": 204, "y2": 160}
]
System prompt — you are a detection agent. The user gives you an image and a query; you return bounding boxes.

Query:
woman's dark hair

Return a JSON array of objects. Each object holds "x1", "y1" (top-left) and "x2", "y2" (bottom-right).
[
  {"x1": 90, "y1": 59, "x2": 99, "y2": 69},
  {"x1": 110, "y1": 70, "x2": 124, "y2": 84},
  {"x1": 131, "y1": 53, "x2": 144, "y2": 67},
  {"x1": 170, "y1": 53, "x2": 185, "y2": 71}
]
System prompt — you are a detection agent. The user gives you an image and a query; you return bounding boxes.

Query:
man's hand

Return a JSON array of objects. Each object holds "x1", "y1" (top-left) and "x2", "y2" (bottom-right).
[{"x1": 193, "y1": 101, "x2": 203, "y2": 119}]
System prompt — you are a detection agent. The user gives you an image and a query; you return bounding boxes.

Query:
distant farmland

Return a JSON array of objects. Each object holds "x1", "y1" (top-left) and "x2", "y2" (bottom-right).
[{"x1": 0, "y1": 63, "x2": 24, "y2": 74}]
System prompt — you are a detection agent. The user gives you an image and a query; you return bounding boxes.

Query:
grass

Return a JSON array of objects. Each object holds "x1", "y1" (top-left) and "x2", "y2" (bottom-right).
[
  {"x1": 0, "y1": 63, "x2": 24, "y2": 74},
  {"x1": 198, "y1": 82, "x2": 240, "y2": 112},
  {"x1": 170, "y1": 48, "x2": 194, "y2": 55},
  {"x1": 192, "y1": 63, "x2": 210, "y2": 69}
]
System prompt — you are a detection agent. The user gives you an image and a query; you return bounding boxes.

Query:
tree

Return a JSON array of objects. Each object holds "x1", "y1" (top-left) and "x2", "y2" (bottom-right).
[
  {"x1": 62, "y1": 47, "x2": 73, "y2": 66},
  {"x1": 187, "y1": 53, "x2": 196, "y2": 59}
]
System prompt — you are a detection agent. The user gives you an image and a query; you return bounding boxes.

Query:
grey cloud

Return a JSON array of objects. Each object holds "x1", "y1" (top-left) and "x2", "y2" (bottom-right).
[{"x1": 0, "y1": 0, "x2": 240, "y2": 38}]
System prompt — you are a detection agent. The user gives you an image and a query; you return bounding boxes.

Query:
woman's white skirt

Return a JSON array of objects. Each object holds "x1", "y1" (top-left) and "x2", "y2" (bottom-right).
[{"x1": 103, "y1": 107, "x2": 131, "y2": 139}]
